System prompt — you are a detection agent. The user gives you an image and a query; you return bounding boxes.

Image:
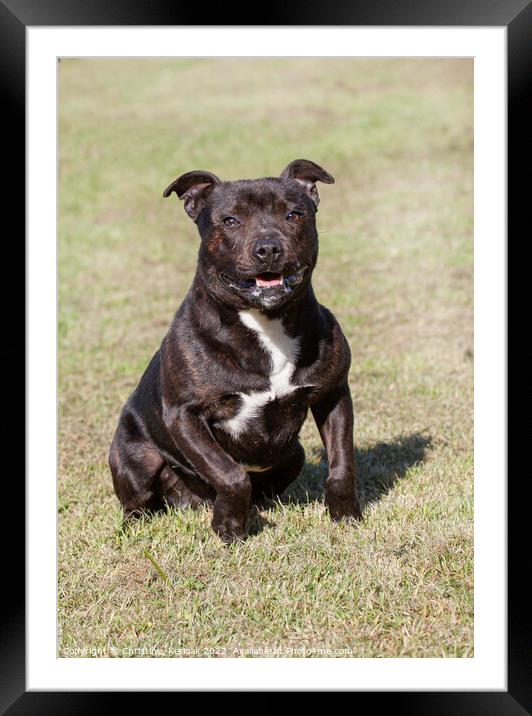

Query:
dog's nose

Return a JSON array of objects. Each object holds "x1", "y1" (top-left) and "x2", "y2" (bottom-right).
[{"x1": 252, "y1": 237, "x2": 283, "y2": 264}]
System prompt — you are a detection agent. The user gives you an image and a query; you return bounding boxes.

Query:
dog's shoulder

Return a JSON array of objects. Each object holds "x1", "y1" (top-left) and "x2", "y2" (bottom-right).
[{"x1": 301, "y1": 301, "x2": 351, "y2": 391}]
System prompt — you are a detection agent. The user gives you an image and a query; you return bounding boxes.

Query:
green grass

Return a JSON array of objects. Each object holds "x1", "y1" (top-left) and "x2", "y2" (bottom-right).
[{"x1": 58, "y1": 58, "x2": 473, "y2": 658}]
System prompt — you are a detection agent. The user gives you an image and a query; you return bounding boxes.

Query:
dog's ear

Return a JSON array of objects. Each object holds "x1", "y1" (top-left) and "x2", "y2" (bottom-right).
[
  {"x1": 163, "y1": 170, "x2": 220, "y2": 221},
  {"x1": 281, "y1": 159, "x2": 334, "y2": 208}
]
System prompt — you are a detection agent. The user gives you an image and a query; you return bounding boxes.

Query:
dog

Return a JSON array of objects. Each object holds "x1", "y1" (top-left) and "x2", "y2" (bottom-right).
[{"x1": 109, "y1": 159, "x2": 362, "y2": 543}]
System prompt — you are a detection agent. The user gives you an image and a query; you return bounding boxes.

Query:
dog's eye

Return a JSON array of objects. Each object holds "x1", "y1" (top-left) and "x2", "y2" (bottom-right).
[
  {"x1": 286, "y1": 211, "x2": 303, "y2": 222},
  {"x1": 223, "y1": 216, "x2": 240, "y2": 227}
]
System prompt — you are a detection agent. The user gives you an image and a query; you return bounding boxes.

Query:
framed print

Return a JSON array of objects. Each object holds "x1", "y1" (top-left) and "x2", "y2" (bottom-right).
[{"x1": 5, "y1": 0, "x2": 525, "y2": 709}]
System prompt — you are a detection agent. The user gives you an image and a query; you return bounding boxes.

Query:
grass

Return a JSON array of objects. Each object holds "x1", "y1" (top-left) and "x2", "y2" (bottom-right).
[{"x1": 58, "y1": 58, "x2": 473, "y2": 658}]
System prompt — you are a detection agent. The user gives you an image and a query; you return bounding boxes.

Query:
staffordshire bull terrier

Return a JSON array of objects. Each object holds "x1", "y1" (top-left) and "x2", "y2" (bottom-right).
[{"x1": 109, "y1": 159, "x2": 362, "y2": 543}]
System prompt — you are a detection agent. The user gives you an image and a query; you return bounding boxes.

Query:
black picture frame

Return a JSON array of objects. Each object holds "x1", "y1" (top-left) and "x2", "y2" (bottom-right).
[{"x1": 6, "y1": 0, "x2": 523, "y2": 710}]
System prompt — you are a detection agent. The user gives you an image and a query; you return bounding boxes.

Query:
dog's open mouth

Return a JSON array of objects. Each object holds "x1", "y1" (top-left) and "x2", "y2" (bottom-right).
[
  {"x1": 221, "y1": 266, "x2": 307, "y2": 294},
  {"x1": 255, "y1": 272, "x2": 283, "y2": 287}
]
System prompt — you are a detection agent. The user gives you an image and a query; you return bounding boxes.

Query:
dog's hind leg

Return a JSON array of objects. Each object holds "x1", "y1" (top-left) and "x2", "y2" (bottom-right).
[
  {"x1": 109, "y1": 427, "x2": 166, "y2": 517},
  {"x1": 251, "y1": 441, "x2": 305, "y2": 506},
  {"x1": 159, "y1": 464, "x2": 215, "y2": 510}
]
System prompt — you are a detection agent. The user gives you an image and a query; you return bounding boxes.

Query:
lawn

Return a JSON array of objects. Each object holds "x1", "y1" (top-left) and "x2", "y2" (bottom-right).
[{"x1": 58, "y1": 58, "x2": 473, "y2": 658}]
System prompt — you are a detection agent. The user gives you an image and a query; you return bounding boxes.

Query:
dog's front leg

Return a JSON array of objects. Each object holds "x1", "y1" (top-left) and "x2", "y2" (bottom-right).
[
  {"x1": 311, "y1": 384, "x2": 362, "y2": 521},
  {"x1": 163, "y1": 403, "x2": 251, "y2": 543}
]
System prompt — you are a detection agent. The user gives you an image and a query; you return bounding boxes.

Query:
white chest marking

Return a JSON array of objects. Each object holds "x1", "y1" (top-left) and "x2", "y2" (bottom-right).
[{"x1": 222, "y1": 310, "x2": 300, "y2": 440}]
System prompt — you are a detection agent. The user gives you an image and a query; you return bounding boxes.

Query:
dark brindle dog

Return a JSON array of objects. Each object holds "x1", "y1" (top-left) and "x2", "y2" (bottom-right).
[{"x1": 109, "y1": 159, "x2": 362, "y2": 543}]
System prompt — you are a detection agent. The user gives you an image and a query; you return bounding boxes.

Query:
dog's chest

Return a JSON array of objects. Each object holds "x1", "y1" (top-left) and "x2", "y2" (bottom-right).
[{"x1": 220, "y1": 310, "x2": 300, "y2": 439}]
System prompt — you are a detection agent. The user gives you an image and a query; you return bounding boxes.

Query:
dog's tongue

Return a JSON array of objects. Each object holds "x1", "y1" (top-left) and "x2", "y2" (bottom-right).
[{"x1": 255, "y1": 272, "x2": 283, "y2": 287}]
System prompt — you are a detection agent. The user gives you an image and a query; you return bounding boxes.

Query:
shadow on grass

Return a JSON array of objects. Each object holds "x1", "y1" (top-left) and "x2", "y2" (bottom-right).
[{"x1": 282, "y1": 432, "x2": 433, "y2": 511}]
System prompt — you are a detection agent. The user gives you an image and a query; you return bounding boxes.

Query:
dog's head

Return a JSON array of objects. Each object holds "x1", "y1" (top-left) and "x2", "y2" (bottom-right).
[{"x1": 164, "y1": 159, "x2": 334, "y2": 311}]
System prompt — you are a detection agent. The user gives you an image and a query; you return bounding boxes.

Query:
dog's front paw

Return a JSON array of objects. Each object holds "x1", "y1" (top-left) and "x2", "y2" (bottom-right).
[
  {"x1": 212, "y1": 517, "x2": 247, "y2": 545},
  {"x1": 326, "y1": 495, "x2": 362, "y2": 523}
]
